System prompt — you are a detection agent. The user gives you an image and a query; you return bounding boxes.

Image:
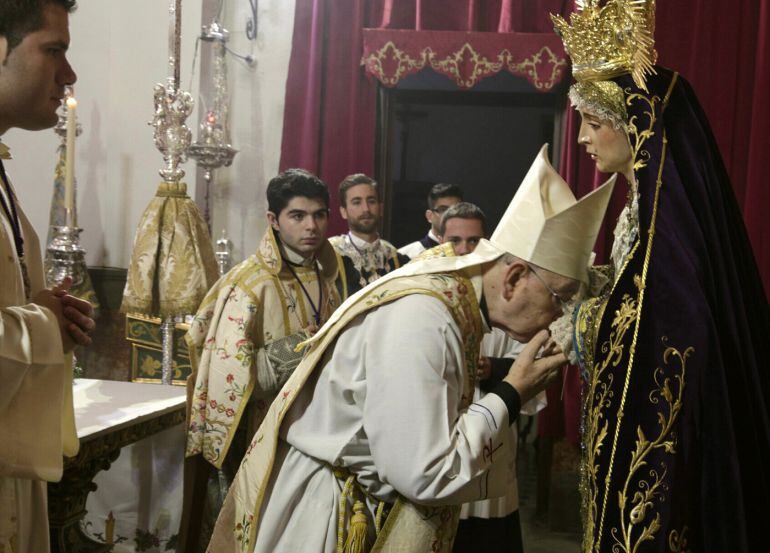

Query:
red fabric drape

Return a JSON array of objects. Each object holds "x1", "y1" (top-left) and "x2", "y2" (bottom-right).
[
  {"x1": 361, "y1": 30, "x2": 568, "y2": 90},
  {"x1": 280, "y1": 0, "x2": 571, "y2": 235},
  {"x1": 743, "y1": 0, "x2": 770, "y2": 296},
  {"x1": 378, "y1": 0, "x2": 571, "y2": 33},
  {"x1": 279, "y1": 0, "x2": 379, "y2": 233}
]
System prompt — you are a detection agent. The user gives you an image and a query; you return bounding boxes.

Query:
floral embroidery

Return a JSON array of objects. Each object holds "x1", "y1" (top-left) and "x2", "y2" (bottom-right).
[
  {"x1": 186, "y1": 230, "x2": 340, "y2": 466},
  {"x1": 235, "y1": 513, "x2": 254, "y2": 549}
]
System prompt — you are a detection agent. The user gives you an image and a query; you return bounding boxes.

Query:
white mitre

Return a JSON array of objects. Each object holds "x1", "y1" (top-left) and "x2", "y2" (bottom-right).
[
  {"x1": 306, "y1": 145, "x2": 615, "y2": 344},
  {"x1": 490, "y1": 144, "x2": 615, "y2": 283}
]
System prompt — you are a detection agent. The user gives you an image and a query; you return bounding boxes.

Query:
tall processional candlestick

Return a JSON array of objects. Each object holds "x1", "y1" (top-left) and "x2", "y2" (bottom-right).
[{"x1": 121, "y1": 0, "x2": 218, "y2": 386}]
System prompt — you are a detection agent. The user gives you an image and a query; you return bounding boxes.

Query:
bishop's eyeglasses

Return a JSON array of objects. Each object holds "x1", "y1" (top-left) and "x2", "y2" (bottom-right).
[{"x1": 527, "y1": 264, "x2": 571, "y2": 312}]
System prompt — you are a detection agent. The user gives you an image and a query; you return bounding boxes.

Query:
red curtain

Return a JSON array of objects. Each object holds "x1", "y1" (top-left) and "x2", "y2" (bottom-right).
[
  {"x1": 279, "y1": 0, "x2": 379, "y2": 231},
  {"x1": 742, "y1": 0, "x2": 770, "y2": 296},
  {"x1": 280, "y1": 0, "x2": 572, "y2": 235},
  {"x1": 376, "y1": 0, "x2": 570, "y2": 32}
]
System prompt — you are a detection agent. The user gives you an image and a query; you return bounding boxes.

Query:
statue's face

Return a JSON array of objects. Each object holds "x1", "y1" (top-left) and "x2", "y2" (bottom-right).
[
  {"x1": 0, "y1": 4, "x2": 76, "y2": 132},
  {"x1": 577, "y1": 108, "x2": 633, "y2": 175},
  {"x1": 268, "y1": 196, "x2": 329, "y2": 258}
]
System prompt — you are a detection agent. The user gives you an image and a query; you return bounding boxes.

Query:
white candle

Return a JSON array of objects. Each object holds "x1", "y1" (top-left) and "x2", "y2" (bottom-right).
[{"x1": 64, "y1": 96, "x2": 77, "y2": 225}]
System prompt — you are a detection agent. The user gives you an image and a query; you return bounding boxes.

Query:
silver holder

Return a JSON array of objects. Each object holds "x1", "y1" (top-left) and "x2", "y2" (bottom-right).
[
  {"x1": 161, "y1": 317, "x2": 176, "y2": 385},
  {"x1": 188, "y1": 20, "x2": 238, "y2": 232},
  {"x1": 46, "y1": 225, "x2": 87, "y2": 288},
  {"x1": 151, "y1": 83, "x2": 194, "y2": 184},
  {"x1": 215, "y1": 228, "x2": 234, "y2": 276},
  {"x1": 188, "y1": 143, "x2": 237, "y2": 231}
]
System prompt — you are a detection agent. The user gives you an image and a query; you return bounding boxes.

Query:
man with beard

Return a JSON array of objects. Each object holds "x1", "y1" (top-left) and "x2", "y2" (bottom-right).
[{"x1": 329, "y1": 173, "x2": 408, "y2": 300}]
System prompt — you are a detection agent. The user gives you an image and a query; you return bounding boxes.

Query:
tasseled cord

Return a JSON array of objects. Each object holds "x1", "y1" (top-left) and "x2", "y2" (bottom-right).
[
  {"x1": 344, "y1": 501, "x2": 369, "y2": 553},
  {"x1": 336, "y1": 474, "x2": 376, "y2": 553},
  {"x1": 336, "y1": 470, "x2": 387, "y2": 553},
  {"x1": 338, "y1": 475, "x2": 369, "y2": 553}
]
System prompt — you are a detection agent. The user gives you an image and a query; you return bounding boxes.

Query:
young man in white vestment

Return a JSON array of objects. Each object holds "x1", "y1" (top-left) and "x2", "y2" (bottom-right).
[
  {"x1": 0, "y1": 1, "x2": 95, "y2": 550},
  {"x1": 207, "y1": 145, "x2": 616, "y2": 552}
]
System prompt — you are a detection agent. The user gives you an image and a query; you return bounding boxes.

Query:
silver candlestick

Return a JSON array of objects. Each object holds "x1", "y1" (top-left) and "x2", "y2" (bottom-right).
[
  {"x1": 46, "y1": 226, "x2": 86, "y2": 288},
  {"x1": 47, "y1": 88, "x2": 87, "y2": 289},
  {"x1": 215, "y1": 228, "x2": 234, "y2": 275}
]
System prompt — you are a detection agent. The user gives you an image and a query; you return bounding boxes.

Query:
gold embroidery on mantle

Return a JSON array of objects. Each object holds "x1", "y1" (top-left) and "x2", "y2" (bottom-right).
[
  {"x1": 581, "y1": 290, "x2": 639, "y2": 553},
  {"x1": 626, "y1": 91, "x2": 660, "y2": 172},
  {"x1": 594, "y1": 130, "x2": 669, "y2": 551},
  {"x1": 610, "y1": 340, "x2": 692, "y2": 552},
  {"x1": 580, "y1": 73, "x2": 682, "y2": 553},
  {"x1": 668, "y1": 526, "x2": 691, "y2": 553},
  {"x1": 362, "y1": 43, "x2": 567, "y2": 90}
]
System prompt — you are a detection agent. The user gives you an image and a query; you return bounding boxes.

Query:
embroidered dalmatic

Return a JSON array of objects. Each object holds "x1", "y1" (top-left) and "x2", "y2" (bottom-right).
[
  {"x1": 328, "y1": 234, "x2": 407, "y2": 300},
  {"x1": 207, "y1": 242, "x2": 522, "y2": 552},
  {"x1": 0, "y1": 156, "x2": 79, "y2": 553},
  {"x1": 185, "y1": 226, "x2": 340, "y2": 468}
]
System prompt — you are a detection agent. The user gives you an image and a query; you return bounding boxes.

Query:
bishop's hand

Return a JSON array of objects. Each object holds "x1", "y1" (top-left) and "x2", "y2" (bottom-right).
[{"x1": 503, "y1": 329, "x2": 566, "y2": 405}]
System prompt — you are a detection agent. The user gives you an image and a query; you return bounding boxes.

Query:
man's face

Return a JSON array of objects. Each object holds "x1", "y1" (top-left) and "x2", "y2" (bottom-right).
[
  {"x1": 340, "y1": 184, "x2": 380, "y2": 235},
  {"x1": 268, "y1": 196, "x2": 329, "y2": 258},
  {"x1": 0, "y1": 4, "x2": 77, "y2": 134},
  {"x1": 426, "y1": 195, "x2": 462, "y2": 234},
  {"x1": 440, "y1": 217, "x2": 484, "y2": 255},
  {"x1": 493, "y1": 262, "x2": 580, "y2": 342}
]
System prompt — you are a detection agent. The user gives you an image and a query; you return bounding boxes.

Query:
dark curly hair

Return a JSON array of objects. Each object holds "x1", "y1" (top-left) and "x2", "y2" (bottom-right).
[
  {"x1": 0, "y1": 0, "x2": 77, "y2": 53},
  {"x1": 267, "y1": 168, "x2": 330, "y2": 215}
]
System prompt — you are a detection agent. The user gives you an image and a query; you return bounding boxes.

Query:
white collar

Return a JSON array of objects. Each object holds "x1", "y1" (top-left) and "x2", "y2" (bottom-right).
[
  {"x1": 428, "y1": 229, "x2": 440, "y2": 243},
  {"x1": 280, "y1": 240, "x2": 315, "y2": 267},
  {"x1": 348, "y1": 231, "x2": 380, "y2": 250}
]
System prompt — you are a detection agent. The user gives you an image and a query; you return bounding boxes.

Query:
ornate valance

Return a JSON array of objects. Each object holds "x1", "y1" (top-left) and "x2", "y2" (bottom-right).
[{"x1": 362, "y1": 29, "x2": 568, "y2": 91}]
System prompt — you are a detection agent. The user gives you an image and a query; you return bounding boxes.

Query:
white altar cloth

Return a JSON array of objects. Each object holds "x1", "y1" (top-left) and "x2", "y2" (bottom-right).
[{"x1": 74, "y1": 379, "x2": 186, "y2": 551}]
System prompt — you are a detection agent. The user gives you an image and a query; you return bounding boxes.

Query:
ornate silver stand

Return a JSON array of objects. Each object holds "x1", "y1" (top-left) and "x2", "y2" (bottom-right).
[
  {"x1": 151, "y1": 0, "x2": 195, "y2": 385},
  {"x1": 215, "y1": 228, "x2": 234, "y2": 275},
  {"x1": 46, "y1": 225, "x2": 86, "y2": 288},
  {"x1": 47, "y1": 90, "x2": 87, "y2": 289}
]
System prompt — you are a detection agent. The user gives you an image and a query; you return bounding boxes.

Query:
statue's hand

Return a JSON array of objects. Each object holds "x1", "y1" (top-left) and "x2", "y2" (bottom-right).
[{"x1": 503, "y1": 330, "x2": 566, "y2": 405}]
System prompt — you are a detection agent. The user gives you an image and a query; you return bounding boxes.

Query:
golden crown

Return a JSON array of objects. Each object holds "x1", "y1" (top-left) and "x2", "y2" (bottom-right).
[{"x1": 551, "y1": 0, "x2": 657, "y2": 91}]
